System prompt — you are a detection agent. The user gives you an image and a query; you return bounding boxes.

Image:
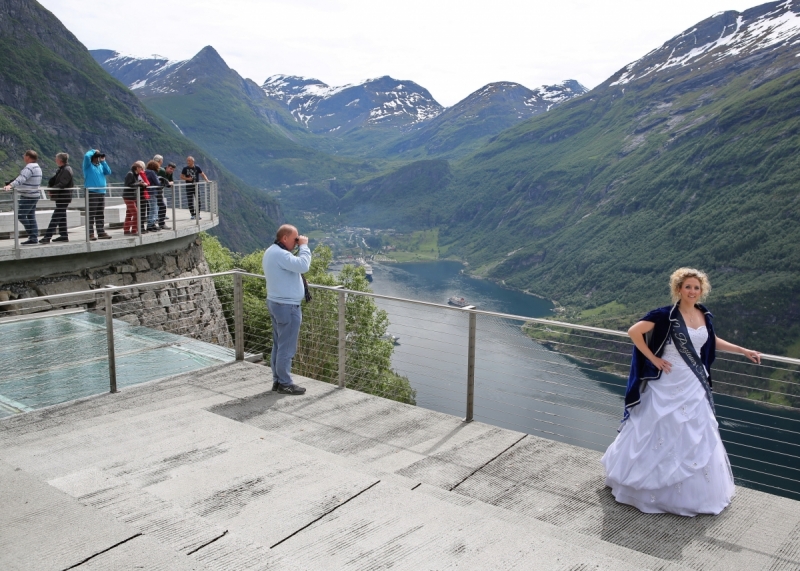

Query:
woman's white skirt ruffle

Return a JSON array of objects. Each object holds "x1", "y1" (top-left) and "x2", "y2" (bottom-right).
[{"x1": 601, "y1": 348, "x2": 735, "y2": 516}]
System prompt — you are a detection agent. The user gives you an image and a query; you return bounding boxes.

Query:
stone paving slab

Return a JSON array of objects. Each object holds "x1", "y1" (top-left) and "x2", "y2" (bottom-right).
[{"x1": 0, "y1": 460, "x2": 205, "y2": 571}]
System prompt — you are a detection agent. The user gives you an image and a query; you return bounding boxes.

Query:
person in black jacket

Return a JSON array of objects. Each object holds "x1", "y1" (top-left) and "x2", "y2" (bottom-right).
[
  {"x1": 40, "y1": 153, "x2": 74, "y2": 244},
  {"x1": 123, "y1": 162, "x2": 147, "y2": 235}
]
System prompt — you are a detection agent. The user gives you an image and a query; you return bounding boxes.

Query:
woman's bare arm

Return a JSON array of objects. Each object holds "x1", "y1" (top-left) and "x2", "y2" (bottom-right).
[
  {"x1": 716, "y1": 337, "x2": 761, "y2": 364},
  {"x1": 628, "y1": 320, "x2": 673, "y2": 374}
]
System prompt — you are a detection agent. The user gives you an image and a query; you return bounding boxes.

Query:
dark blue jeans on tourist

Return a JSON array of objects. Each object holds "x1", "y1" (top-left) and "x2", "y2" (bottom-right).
[
  {"x1": 17, "y1": 197, "x2": 39, "y2": 240},
  {"x1": 267, "y1": 300, "x2": 303, "y2": 387},
  {"x1": 147, "y1": 194, "x2": 158, "y2": 228}
]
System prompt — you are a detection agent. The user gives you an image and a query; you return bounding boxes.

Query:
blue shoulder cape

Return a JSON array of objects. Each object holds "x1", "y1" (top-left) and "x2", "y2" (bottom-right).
[{"x1": 623, "y1": 303, "x2": 716, "y2": 422}]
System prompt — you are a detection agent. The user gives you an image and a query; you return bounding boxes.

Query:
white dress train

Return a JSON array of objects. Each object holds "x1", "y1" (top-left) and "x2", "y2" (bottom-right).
[{"x1": 601, "y1": 326, "x2": 735, "y2": 516}]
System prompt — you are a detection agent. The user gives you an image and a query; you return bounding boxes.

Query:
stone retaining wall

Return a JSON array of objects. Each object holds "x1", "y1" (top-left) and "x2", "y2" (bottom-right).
[{"x1": 0, "y1": 238, "x2": 232, "y2": 347}]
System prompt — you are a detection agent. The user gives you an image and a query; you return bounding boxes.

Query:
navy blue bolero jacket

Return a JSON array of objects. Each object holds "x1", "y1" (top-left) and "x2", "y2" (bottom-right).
[{"x1": 623, "y1": 303, "x2": 716, "y2": 418}]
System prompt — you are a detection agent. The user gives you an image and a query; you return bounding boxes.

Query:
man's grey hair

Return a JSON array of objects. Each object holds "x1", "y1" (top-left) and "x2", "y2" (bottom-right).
[
  {"x1": 56, "y1": 152, "x2": 69, "y2": 164},
  {"x1": 153, "y1": 155, "x2": 163, "y2": 163}
]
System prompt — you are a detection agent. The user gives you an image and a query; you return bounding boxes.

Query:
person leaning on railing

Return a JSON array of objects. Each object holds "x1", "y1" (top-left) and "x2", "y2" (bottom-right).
[
  {"x1": 263, "y1": 224, "x2": 312, "y2": 395},
  {"x1": 144, "y1": 161, "x2": 162, "y2": 232},
  {"x1": 601, "y1": 267, "x2": 761, "y2": 517},
  {"x1": 153, "y1": 155, "x2": 171, "y2": 228},
  {"x1": 123, "y1": 162, "x2": 147, "y2": 236},
  {"x1": 180, "y1": 156, "x2": 210, "y2": 220},
  {"x1": 40, "y1": 152, "x2": 74, "y2": 244},
  {"x1": 82, "y1": 149, "x2": 112, "y2": 240},
  {"x1": 3, "y1": 149, "x2": 43, "y2": 245}
]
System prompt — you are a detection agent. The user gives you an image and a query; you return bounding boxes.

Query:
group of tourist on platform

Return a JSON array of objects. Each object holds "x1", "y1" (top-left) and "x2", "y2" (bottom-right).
[{"x1": 2, "y1": 149, "x2": 210, "y2": 245}]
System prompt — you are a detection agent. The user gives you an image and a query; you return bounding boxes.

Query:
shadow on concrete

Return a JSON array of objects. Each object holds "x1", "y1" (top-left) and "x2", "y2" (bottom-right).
[
  {"x1": 209, "y1": 391, "x2": 290, "y2": 422},
  {"x1": 596, "y1": 485, "x2": 745, "y2": 562}
]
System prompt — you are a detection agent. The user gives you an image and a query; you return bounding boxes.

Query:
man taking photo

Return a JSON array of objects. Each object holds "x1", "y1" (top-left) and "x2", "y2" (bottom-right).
[{"x1": 263, "y1": 224, "x2": 311, "y2": 395}]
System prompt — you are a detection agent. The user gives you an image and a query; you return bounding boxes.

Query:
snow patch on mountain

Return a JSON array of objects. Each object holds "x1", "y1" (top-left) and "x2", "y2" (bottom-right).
[
  {"x1": 262, "y1": 75, "x2": 444, "y2": 132},
  {"x1": 612, "y1": 2, "x2": 800, "y2": 86}
]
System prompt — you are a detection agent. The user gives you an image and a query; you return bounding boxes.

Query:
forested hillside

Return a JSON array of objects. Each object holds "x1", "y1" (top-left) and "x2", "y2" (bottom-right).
[{"x1": 439, "y1": 1, "x2": 800, "y2": 355}]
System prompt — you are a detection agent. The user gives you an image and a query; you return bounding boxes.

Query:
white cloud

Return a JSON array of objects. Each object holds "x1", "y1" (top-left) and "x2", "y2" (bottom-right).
[{"x1": 40, "y1": 0, "x2": 755, "y2": 106}]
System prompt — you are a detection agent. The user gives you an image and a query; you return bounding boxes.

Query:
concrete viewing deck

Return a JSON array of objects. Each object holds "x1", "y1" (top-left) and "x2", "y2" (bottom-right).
[
  {"x1": 0, "y1": 206, "x2": 217, "y2": 262},
  {"x1": 1, "y1": 361, "x2": 799, "y2": 570}
]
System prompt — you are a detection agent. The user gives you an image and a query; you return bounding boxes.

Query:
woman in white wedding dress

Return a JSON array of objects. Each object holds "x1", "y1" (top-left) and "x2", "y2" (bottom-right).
[{"x1": 601, "y1": 268, "x2": 761, "y2": 516}]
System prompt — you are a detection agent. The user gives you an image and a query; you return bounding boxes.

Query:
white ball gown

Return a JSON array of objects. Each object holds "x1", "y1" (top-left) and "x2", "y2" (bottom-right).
[{"x1": 601, "y1": 326, "x2": 735, "y2": 516}]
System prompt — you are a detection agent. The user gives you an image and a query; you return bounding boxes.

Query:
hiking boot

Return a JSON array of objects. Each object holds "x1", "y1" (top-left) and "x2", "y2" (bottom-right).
[
  {"x1": 21, "y1": 238, "x2": 38, "y2": 245},
  {"x1": 97, "y1": 233, "x2": 112, "y2": 240},
  {"x1": 89, "y1": 234, "x2": 97, "y2": 241},
  {"x1": 276, "y1": 384, "x2": 306, "y2": 395},
  {"x1": 272, "y1": 381, "x2": 279, "y2": 392}
]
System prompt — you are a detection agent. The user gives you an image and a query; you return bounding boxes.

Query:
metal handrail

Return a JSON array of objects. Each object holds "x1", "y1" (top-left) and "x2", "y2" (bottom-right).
[
  {"x1": 238, "y1": 272, "x2": 800, "y2": 368},
  {"x1": 2, "y1": 268, "x2": 797, "y2": 368},
  {"x1": 2, "y1": 182, "x2": 218, "y2": 255}
]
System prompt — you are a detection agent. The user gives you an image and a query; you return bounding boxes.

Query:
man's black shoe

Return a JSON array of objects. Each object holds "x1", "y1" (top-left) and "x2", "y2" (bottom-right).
[
  {"x1": 276, "y1": 384, "x2": 306, "y2": 395},
  {"x1": 39, "y1": 236, "x2": 51, "y2": 244},
  {"x1": 272, "y1": 381, "x2": 279, "y2": 392},
  {"x1": 53, "y1": 235, "x2": 69, "y2": 242}
]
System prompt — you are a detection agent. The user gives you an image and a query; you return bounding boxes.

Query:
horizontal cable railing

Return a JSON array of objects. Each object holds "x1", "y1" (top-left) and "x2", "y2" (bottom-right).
[
  {"x1": 0, "y1": 182, "x2": 217, "y2": 255},
  {"x1": 1, "y1": 269, "x2": 798, "y2": 502}
]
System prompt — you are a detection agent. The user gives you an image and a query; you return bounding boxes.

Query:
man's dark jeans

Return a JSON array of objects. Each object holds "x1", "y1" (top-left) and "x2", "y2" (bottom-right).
[
  {"x1": 267, "y1": 301, "x2": 303, "y2": 387},
  {"x1": 186, "y1": 184, "x2": 202, "y2": 216},
  {"x1": 43, "y1": 198, "x2": 71, "y2": 238},
  {"x1": 17, "y1": 197, "x2": 39, "y2": 239},
  {"x1": 88, "y1": 193, "x2": 106, "y2": 235}
]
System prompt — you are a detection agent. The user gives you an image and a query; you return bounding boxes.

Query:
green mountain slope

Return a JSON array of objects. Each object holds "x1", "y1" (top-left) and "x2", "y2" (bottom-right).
[
  {"x1": 379, "y1": 81, "x2": 587, "y2": 160},
  {"x1": 0, "y1": 0, "x2": 280, "y2": 253},
  {"x1": 438, "y1": 1, "x2": 800, "y2": 354}
]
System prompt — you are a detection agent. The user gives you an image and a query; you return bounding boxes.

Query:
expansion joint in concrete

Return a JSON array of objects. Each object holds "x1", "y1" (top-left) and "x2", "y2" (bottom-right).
[
  {"x1": 185, "y1": 529, "x2": 229, "y2": 555},
  {"x1": 270, "y1": 480, "x2": 382, "y2": 549},
  {"x1": 449, "y1": 434, "x2": 528, "y2": 492},
  {"x1": 61, "y1": 532, "x2": 142, "y2": 570}
]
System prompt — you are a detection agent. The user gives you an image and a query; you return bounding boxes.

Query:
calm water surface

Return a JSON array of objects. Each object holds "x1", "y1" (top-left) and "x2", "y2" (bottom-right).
[{"x1": 367, "y1": 261, "x2": 800, "y2": 501}]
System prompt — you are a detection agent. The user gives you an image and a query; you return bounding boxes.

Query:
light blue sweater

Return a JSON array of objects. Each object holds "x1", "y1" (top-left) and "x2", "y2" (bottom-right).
[
  {"x1": 263, "y1": 243, "x2": 311, "y2": 304},
  {"x1": 83, "y1": 150, "x2": 111, "y2": 193}
]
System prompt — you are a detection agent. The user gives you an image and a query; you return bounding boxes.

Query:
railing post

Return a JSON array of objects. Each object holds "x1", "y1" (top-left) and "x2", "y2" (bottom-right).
[
  {"x1": 12, "y1": 188, "x2": 20, "y2": 259},
  {"x1": 84, "y1": 188, "x2": 91, "y2": 245},
  {"x1": 104, "y1": 288, "x2": 117, "y2": 393},
  {"x1": 171, "y1": 183, "x2": 177, "y2": 233},
  {"x1": 465, "y1": 308, "x2": 477, "y2": 422},
  {"x1": 234, "y1": 272, "x2": 244, "y2": 361},
  {"x1": 136, "y1": 186, "x2": 142, "y2": 246},
  {"x1": 338, "y1": 288, "x2": 346, "y2": 388},
  {"x1": 210, "y1": 181, "x2": 215, "y2": 223}
]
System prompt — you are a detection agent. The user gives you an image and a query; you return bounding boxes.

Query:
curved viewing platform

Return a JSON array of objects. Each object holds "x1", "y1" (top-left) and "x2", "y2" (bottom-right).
[{"x1": 0, "y1": 181, "x2": 218, "y2": 262}]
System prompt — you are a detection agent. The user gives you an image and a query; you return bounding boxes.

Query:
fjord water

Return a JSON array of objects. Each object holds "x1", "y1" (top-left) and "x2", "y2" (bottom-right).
[{"x1": 368, "y1": 261, "x2": 800, "y2": 501}]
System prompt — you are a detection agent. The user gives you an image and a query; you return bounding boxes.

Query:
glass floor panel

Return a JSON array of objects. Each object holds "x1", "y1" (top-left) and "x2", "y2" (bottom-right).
[{"x1": 0, "y1": 311, "x2": 235, "y2": 418}]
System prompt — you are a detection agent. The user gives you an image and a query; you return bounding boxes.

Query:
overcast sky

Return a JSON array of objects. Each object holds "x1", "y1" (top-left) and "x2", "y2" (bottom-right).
[{"x1": 40, "y1": 0, "x2": 755, "y2": 106}]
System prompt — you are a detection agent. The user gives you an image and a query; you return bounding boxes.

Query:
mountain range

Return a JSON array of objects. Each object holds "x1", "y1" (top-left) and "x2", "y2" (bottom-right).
[{"x1": 92, "y1": 48, "x2": 585, "y2": 162}]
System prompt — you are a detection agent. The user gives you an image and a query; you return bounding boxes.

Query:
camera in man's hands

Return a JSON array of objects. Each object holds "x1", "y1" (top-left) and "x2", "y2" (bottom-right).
[{"x1": 92, "y1": 151, "x2": 106, "y2": 160}]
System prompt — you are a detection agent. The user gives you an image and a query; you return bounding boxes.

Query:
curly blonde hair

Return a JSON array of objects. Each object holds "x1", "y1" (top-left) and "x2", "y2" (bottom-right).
[{"x1": 670, "y1": 267, "x2": 711, "y2": 304}]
